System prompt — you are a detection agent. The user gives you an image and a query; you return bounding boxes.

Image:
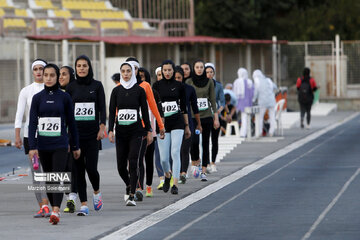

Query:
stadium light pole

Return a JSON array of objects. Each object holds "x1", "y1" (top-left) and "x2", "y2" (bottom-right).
[{"x1": 272, "y1": 35, "x2": 277, "y2": 85}]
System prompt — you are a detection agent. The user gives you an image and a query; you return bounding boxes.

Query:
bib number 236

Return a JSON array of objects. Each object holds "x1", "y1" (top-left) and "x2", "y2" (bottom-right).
[{"x1": 75, "y1": 102, "x2": 95, "y2": 121}]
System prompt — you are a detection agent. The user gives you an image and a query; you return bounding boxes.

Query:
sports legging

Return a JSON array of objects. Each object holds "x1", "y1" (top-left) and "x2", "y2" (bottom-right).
[
  {"x1": 191, "y1": 117, "x2": 213, "y2": 168},
  {"x1": 300, "y1": 102, "x2": 312, "y2": 125},
  {"x1": 64, "y1": 153, "x2": 77, "y2": 194},
  {"x1": 138, "y1": 137, "x2": 151, "y2": 189},
  {"x1": 39, "y1": 148, "x2": 68, "y2": 207},
  {"x1": 25, "y1": 137, "x2": 47, "y2": 204},
  {"x1": 116, "y1": 134, "x2": 144, "y2": 195},
  {"x1": 154, "y1": 138, "x2": 164, "y2": 177},
  {"x1": 211, "y1": 126, "x2": 220, "y2": 163},
  {"x1": 74, "y1": 138, "x2": 100, "y2": 203},
  {"x1": 180, "y1": 135, "x2": 192, "y2": 173},
  {"x1": 157, "y1": 129, "x2": 184, "y2": 179}
]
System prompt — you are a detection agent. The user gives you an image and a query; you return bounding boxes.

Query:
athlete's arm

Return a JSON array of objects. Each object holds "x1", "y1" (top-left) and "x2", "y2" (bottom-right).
[{"x1": 14, "y1": 89, "x2": 26, "y2": 149}]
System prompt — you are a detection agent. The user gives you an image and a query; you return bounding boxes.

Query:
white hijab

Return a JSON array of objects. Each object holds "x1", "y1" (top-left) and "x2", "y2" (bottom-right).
[
  {"x1": 233, "y1": 68, "x2": 252, "y2": 99},
  {"x1": 120, "y1": 62, "x2": 137, "y2": 89}
]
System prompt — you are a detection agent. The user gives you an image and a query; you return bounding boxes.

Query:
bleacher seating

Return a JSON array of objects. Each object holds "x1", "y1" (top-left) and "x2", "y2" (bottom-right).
[
  {"x1": 0, "y1": 0, "x2": 157, "y2": 37},
  {"x1": 0, "y1": 0, "x2": 14, "y2": 8},
  {"x1": 62, "y1": 0, "x2": 111, "y2": 10},
  {"x1": 29, "y1": 0, "x2": 57, "y2": 9}
]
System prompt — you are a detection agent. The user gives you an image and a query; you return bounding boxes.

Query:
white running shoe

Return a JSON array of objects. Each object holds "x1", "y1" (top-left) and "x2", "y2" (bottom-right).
[
  {"x1": 126, "y1": 196, "x2": 136, "y2": 206},
  {"x1": 210, "y1": 164, "x2": 217, "y2": 173}
]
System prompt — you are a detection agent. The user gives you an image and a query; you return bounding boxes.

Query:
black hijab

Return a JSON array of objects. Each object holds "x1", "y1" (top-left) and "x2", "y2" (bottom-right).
[
  {"x1": 139, "y1": 67, "x2": 151, "y2": 85},
  {"x1": 174, "y1": 66, "x2": 185, "y2": 83},
  {"x1": 161, "y1": 60, "x2": 176, "y2": 82},
  {"x1": 43, "y1": 63, "x2": 60, "y2": 92},
  {"x1": 60, "y1": 66, "x2": 75, "y2": 90},
  {"x1": 192, "y1": 60, "x2": 209, "y2": 88},
  {"x1": 75, "y1": 55, "x2": 94, "y2": 85},
  {"x1": 303, "y1": 67, "x2": 311, "y2": 82},
  {"x1": 181, "y1": 62, "x2": 192, "y2": 81}
]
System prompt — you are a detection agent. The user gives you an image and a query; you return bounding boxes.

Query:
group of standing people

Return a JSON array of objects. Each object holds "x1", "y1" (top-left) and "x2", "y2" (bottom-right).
[
  {"x1": 14, "y1": 56, "x2": 226, "y2": 225},
  {"x1": 14, "y1": 54, "x2": 317, "y2": 225}
]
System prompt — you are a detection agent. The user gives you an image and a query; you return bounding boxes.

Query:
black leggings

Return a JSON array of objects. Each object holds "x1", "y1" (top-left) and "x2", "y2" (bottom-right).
[
  {"x1": 75, "y1": 138, "x2": 100, "y2": 203},
  {"x1": 211, "y1": 126, "x2": 220, "y2": 163},
  {"x1": 138, "y1": 137, "x2": 149, "y2": 189},
  {"x1": 39, "y1": 148, "x2": 68, "y2": 208},
  {"x1": 116, "y1": 134, "x2": 144, "y2": 195},
  {"x1": 180, "y1": 134, "x2": 192, "y2": 173},
  {"x1": 190, "y1": 117, "x2": 213, "y2": 167},
  {"x1": 65, "y1": 152, "x2": 78, "y2": 194},
  {"x1": 300, "y1": 103, "x2": 312, "y2": 125}
]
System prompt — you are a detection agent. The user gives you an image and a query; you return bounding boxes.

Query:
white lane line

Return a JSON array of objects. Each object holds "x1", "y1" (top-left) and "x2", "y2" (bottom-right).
[
  {"x1": 100, "y1": 112, "x2": 359, "y2": 240},
  {"x1": 164, "y1": 128, "x2": 348, "y2": 240},
  {"x1": 301, "y1": 168, "x2": 360, "y2": 240}
]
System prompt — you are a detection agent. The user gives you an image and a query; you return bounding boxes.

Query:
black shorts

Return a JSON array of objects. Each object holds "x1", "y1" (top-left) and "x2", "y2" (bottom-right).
[{"x1": 23, "y1": 137, "x2": 29, "y2": 155}]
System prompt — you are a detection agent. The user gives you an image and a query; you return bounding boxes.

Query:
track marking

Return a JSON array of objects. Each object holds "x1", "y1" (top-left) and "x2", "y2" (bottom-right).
[
  {"x1": 100, "y1": 113, "x2": 359, "y2": 240},
  {"x1": 301, "y1": 168, "x2": 360, "y2": 240}
]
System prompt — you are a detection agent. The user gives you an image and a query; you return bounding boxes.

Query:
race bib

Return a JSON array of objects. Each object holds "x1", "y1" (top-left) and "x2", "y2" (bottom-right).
[
  {"x1": 74, "y1": 102, "x2": 95, "y2": 121},
  {"x1": 197, "y1": 98, "x2": 209, "y2": 111},
  {"x1": 162, "y1": 101, "x2": 179, "y2": 117},
  {"x1": 117, "y1": 109, "x2": 137, "y2": 125},
  {"x1": 38, "y1": 117, "x2": 61, "y2": 137}
]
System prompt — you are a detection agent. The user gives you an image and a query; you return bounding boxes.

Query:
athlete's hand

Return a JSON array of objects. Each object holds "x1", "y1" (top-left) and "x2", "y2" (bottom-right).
[
  {"x1": 29, "y1": 149, "x2": 39, "y2": 161},
  {"x1": 73, "y1": 149, "x2": 81, "y2": 160},
  {"x1": 97, "y1": 129, "x2": 105, "y2": 140},
  {"x1": 147, "y1": 131, "x2": 153, "y2": 146},
  {"x1": 196, "y1": 124, "x2": 203, "y2": 134},
  {"x1": 184, "y1": 126, "x2": 191, "y2": 139},
  {"x1": 159, "y1": 128, "x2": 165, "y2": 139},
  {"x1": 15, "y1": 136, "x2": 22, "y2": 149},
  {"x1": 213, "y1": 119, "x2": 220, "y2": 129},
  {"x1": 108, "y1": 131, "x2": 115, "y2": 143}
]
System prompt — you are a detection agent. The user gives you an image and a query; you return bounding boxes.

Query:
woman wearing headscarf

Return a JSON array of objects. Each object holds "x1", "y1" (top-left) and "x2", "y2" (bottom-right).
[
  {"x1": 66, "y1": 55, "x2": 106, "y2": 216},
  {"x1": 108, "y1": 62, "x2": 151, "y2": 206},
  {"x1": 14, "y1": 59, "x2": 50, "y2": 218},
  {"x1": 59, "y1": 66, "x2": 78, "y2": 213},
  {"x1": 233, "y1": 68, "x2": 254, "y2": 138},
  {"x1": 252, "y1": 69, "x2": 277, "y2": 137},
  {"x1": 186, "y1": 60, "x2": 219, "y2": 181},
  {"x1": 137, "y1": 67, "x2": 165, "y2": 197},
  {"x1": 205, "y1": 63, "x2": 224, "y2": 173},
  {"x1": 174, "y1": 66, "x2": 201, "y2": 183},
  {"x1": 28, "y1": 63, "x2": 80, "y2": 224},
  {"x1": 153, "y1": 60, "x2": 191, "y2": 194}
]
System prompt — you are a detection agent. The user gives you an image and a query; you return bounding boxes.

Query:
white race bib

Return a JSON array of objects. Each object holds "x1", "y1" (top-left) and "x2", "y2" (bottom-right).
[
  {"x1": 117, "y1": 109, "x2": 137, "y2": 125},
  {"x1": 38, "y1": 117, "x2": 61, "y2": 137},
  {"x1": 197, "y1": 98, "x2": 209, "y2": 111},
  {"x1": 74, "y1": 102, "x2": 95, "y2": 121},
  {"x1": 162, "y1": 101, "x2": 179, "y2": 117}
]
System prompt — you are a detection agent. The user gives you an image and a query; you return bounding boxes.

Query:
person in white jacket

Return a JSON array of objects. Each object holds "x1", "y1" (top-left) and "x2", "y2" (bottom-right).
[
  {"x1": 14, "y1": 59, "x2": 50, "y2": 218},
  {"x1": 233, "y1": 68, "x2": 254, "y2": 138},
  {"x1": 252, "y1": 69, "x2": 277, "y2": 137}
]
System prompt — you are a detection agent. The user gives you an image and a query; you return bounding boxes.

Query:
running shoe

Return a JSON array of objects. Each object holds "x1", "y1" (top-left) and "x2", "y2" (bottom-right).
[
  {"x1": 191, "y1": 166, "x2": 200, "y2": 178},
  {"x1": 93, "y1": 192, "x2": 103, "y2": 211},
  {"x1": 33, "y1": 208, "x2": 44, "y2": 218},
  {"x1": 200, "y1": 173, "x2": 208, "y2": 182},
  {"x1": 157, "y1": 180, "x2": 164, "y2": 190},
  {"x1": 206, "y1": 165, "x2": 211, "y2": 174},
  {"x1": 179, "y1": 174, "x2": 186, "y2": 184},
  {"x1": 163, "y1": 175, "x2": 171, "y2": 193},
  {"x1": 64, "y1": 200, "x2": 75, "y2": 213},
  {"x1": 134, "y1": 190, "x2": 143, "y2": 202},
  {"x1": 77, "y1": 206, "x2": 89, "y2": 216},
  {"x1": 49, "y1": 212, "x2": 60, "y2": 225},
  {"x1": 170, "y1": 176, "x2": 174, "y2": 187},
  {"x1": 43, "y1": 205, "x2": 51, "y2": 218},
  {"x1": 210, "y1": 164, "x2": 217, "y2": 173},
  {"x1": 146, "y1": 186, "x2": 153, "y2": 197},
  {"x1": 170, "y1": 185, "x2": 178, "y2": 195},
  {"x1": 124, "y1": 185, "x2": 131, "y2": 202},
  {"x1": 126, "y1": 196, "x2": 136, "y2": 206}
]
